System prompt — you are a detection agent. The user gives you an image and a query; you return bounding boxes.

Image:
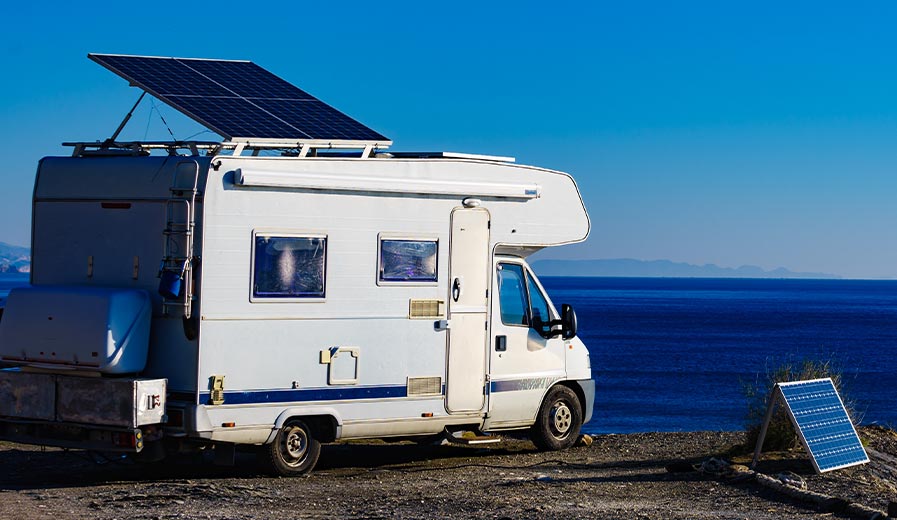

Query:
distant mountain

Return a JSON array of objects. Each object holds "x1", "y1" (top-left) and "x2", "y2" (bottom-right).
[
  {"x1": 0, "y1": 242, "x2": 30, "y2": 273},
  {"x1": 530, "y1": 258, "x2": 839, "y2": 279}
]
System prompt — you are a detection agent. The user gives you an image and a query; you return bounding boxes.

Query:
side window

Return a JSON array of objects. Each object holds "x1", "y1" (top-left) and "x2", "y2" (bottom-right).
[
  {"x1": 379, "y1": 239, "x2": 438, "y2": 283},
  {"x1": 252, "y1": 234, "x2": 326, "y2": 299},
  {"x1": 497, "y1": 263, "x2": 529, "y2": 326},
  {"x1": 526, "y1": 272, "x2": 552, "y2": 336}
]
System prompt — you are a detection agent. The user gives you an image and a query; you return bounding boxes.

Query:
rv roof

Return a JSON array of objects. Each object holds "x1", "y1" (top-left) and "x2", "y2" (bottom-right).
[
  {"x1": 88, "y1": 53, "x2": 391, "y2": 146},
  {"x1": 385, "y1": 151, "x2": 516, "y2": 163}
]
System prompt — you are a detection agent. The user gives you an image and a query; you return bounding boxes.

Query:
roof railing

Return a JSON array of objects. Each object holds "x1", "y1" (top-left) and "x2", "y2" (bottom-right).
[{"x1": 63, "y1": 139, "x2": 390, "y2": 158}]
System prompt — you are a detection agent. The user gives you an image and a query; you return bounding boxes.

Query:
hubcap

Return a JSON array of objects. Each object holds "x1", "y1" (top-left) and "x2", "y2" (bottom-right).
[
  {"x1": 550, "y1": 402, "x2": 573, "y2": 438},
  {"x1": 281, "y1": 426, "x2": 308, "y2": 465}
]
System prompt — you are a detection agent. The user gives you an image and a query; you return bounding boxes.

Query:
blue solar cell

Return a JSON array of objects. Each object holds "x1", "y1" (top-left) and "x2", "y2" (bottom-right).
[
  {"x1": 166, "y1": 96, "x2": 308, "y2": 139},
  {"x1": 89, "y1": 53, "x2": 389, "y2": 142},
  {"x1": 778, "y1": 379, "x2": 869, "y2": 472},
  {"x1": 93, "y1": 55, "x2": 232, "y2": 97},
  {"x1": 253, "y1": 99, "x2": 388, "y2": 141},
  {"x1": 180, "y1": 59, "x2": 314, "y2": 100}
]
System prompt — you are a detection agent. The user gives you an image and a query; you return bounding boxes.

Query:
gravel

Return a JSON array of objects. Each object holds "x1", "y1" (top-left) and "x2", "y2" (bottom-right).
[{"x1": 1, "y1": 427, "x2": 895, "y2": 519}]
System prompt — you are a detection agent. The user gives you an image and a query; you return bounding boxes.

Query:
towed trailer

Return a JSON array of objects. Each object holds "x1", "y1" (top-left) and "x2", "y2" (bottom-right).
[{"x1": 0, "y1": 54, "x2": 593, "y2": 475}]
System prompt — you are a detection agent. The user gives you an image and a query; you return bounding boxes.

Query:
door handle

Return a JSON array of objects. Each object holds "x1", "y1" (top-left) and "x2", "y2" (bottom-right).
[
  {"x1": 495, "y1": 335, "x2": 507, "y2": 352},
  {"x1": 452, "y1": 277, "x2": 462, "y2": 302}
]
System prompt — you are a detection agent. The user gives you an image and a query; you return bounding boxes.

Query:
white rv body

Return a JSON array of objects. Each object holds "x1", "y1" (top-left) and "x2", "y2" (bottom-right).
[{"x1": 0, "y1": 150, "x2": 593, "y2": 470}]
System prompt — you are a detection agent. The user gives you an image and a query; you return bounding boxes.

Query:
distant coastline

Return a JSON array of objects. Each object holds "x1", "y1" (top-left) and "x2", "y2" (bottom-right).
[
  {"x1": 0, "y1": 243, "x2": 848, "y2": 279},
  {"x1": 531, "y1": 258, "x2": 839, "y2": 279},
  {"x1": 0, "y1": 242, "x2": 29, "y2": 274}
]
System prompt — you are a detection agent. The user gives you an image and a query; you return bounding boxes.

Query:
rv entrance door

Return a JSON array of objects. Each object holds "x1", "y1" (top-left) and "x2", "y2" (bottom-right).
[{"x1": 445, "y1": 207, "x2": 490, "y2": 413}]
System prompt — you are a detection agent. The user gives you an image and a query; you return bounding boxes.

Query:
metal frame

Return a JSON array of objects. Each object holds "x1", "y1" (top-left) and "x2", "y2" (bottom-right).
[{"x1": 64, "y1": 139, "x2": 391, "y2": 158}]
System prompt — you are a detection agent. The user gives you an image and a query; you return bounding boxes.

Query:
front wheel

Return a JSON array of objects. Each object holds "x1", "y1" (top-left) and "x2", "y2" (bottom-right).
[
  {"x1": 530, "y1": 385, "x2": 583, "y2": 451},
  {"x1": 260, "y1": 419, "x2": 321, "y2": 476}
]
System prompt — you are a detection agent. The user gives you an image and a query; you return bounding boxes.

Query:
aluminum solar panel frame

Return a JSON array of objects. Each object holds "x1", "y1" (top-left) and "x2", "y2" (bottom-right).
[
  {"x1": 88, "y1": 53, "x2": 391, "y2": 147},
  {"x1": 752, "y1": 378, "x2": 869, "y2": 474}
]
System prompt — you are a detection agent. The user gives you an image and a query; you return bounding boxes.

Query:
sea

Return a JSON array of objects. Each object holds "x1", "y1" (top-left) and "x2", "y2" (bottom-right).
[
  {"x1": 2, "y1": 272, "x2": 895, "y2": 435},
  {"x1": 540, "y1": 277, "x2": 897, "y2": 435}
]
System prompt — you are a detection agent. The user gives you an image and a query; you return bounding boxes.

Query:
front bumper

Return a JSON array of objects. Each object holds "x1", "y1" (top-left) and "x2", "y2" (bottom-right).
[{"x1": 574, "y1": 379, "x2": 595, "y2": 424}]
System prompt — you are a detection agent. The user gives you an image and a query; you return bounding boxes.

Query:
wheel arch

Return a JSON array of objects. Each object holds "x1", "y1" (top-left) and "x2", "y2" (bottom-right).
[
  {"x1": 268, "y1": 408, "x2": 343, "y2": 444},
  {"x1": 542, "y1": 380, "x2": 588, "y2": 424},
  {"x1": 546, "y1": 381, "x2": 587, "y2": 421}
]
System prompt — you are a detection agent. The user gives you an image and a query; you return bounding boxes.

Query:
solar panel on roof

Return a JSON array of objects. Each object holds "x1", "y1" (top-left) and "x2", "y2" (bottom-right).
[
  {"x1": 88, "y1": 53, "x2": 389, "y2": 143},
  {"x1": 753, "y1": 378, "x2": 868, "y2": 473}
]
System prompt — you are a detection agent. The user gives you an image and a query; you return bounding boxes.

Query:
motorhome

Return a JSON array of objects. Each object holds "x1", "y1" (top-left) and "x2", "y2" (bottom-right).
[{"x1": 0, "y1": 54, "x2": 593, "y2": 476}]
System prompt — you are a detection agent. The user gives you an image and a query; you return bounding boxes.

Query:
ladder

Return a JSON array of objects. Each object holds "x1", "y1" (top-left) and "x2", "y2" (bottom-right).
[{"x1": 160, "y1": 160, "x2": 200, "y2": 318}]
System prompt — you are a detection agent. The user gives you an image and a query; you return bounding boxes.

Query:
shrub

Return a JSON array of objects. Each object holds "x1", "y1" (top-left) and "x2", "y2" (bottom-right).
[{"x1": 743, "y1": 358, "x2": 859, "y2": 452}]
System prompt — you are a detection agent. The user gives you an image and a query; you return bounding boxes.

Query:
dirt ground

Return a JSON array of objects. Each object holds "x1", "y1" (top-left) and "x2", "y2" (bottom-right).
[{"x1": 1, "y1": 427, "x2": 896, "y2": 520}]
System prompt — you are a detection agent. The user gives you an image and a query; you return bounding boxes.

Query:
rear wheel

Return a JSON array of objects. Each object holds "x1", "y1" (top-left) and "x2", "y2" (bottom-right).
[
  {"x1": 261, "y1": 419, "x2": 321, "y2": 476},
  {"x1": 530, "y1": 385, "x2": 582, "y2": 451}
]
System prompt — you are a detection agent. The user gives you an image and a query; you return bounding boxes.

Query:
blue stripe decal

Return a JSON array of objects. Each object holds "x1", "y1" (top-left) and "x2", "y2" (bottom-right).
[
  {"x1": 491, "y1": 377, "x2": 556, "y2": 393},
  {"x1": 200, "y1": 385, "x2": 409, "y2": 405}
]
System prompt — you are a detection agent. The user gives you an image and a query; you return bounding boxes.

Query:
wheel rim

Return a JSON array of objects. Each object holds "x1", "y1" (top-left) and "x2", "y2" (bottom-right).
[
  {"x1": 550, "y1": 401, "x2": 573, "y2": 439},
  {"x1": 279, "y1": 425, "x2": 309, "y2": 466}
]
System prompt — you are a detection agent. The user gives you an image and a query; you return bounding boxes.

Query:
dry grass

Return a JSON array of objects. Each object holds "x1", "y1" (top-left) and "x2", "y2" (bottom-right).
[{"x1": 743, "y1": 358, "x2": 859, "y2": 452}]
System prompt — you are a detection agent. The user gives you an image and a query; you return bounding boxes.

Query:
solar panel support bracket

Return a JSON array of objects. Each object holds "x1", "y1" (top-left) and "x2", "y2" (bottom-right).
[
  {"x1": 750, "y1": 385, "x2": 784, "y2": 470},
  {"x1": 107, "y1": 91, "x2": 147, "y2": 145}
]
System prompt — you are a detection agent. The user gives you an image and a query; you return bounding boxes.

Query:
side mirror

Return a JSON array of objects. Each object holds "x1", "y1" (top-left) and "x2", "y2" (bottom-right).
[{"x1": 561, "y1": 304, "x2": 577, "y2": 340}]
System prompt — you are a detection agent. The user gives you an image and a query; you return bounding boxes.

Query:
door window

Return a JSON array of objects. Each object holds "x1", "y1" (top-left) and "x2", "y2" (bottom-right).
[
  {"x1": 497, "y1": 263, "x2": 529, "y2": 326},
  {"x1": 527, "y1": 274, "x2": 552, "y2": 336}
]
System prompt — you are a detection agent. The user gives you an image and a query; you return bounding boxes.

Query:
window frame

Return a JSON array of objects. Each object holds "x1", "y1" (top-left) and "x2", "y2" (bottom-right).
[
  {"x1": 376, "y1": 233, "x2": 439, "y2": 287},
  {"x1": 496, "y1": 262, "x2": 531, "y2": 328},
  {"x1": 250, "y1": 230, "x2": 328, "y2": 303},
  {"x1": 496, "y1": 261, "x2": 558, "y2": 332}
]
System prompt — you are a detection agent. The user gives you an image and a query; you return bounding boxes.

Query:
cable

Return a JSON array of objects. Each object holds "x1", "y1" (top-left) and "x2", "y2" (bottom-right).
[{"x1": 152, "y1": 98, "x2": 178, "y2": 141}]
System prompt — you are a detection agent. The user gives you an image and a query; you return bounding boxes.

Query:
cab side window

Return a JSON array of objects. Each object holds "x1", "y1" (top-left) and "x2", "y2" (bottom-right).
[
  {"x1": 497, "y1": 263, "x2": 529, "y2": 326},
  {"x1": 527, "y1": 274, "x2": 552, "y2": 336}
]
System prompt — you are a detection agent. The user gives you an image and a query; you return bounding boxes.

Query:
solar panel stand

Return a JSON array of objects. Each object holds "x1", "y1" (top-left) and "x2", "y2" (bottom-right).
[
  {"x1": 227, "y1": 139, "x2": 382, "y2": 158},
  {"x1": 106, "y1": 91, "x2": 147, "y2": 145},
  {"x1": 750, "y1": 378, "x2": 869, "y2": 474},
  {"x1": 751, "y1": 384, "x2": 785, "y2": 470}
]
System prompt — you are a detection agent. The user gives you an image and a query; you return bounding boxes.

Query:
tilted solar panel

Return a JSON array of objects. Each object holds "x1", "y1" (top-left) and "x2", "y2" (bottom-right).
[
  {"x1": 778, "y1": 378, "x2": 869, "y2": 473},
  {"x1": 89, "y1": 53, "x2": 389, "y2": 143}
]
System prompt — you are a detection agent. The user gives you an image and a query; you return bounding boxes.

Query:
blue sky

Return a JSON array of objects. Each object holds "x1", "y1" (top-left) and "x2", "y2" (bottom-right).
[{"x1": 2, "y1": 1, "x2": 896, "y2": 278}]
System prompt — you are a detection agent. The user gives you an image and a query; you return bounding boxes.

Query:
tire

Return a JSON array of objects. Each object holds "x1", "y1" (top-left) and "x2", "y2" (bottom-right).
[
  {"x1": 261, "y1": 419, "x2": 321, "y2": 476},
  {"x1": 530, "y1": 385, "x2": 583, "y2": 451}
]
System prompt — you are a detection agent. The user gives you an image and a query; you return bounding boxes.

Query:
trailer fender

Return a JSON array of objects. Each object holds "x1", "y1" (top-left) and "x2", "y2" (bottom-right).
[{"x1": 267, "y1": 408, "x2": 343, "y2": 444}]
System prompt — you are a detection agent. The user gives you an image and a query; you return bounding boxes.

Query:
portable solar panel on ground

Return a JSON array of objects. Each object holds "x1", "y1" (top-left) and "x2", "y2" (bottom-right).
[
  {"x1": 88, "y1": 53, "x2": 389, "y2": 143},
  {"x1": 778, "y1": 378, "x2": 869, "y2": 472}
]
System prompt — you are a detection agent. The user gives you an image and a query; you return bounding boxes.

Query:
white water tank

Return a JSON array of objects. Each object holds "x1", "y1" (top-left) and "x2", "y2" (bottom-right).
[{"x1": 0, "y1": 286, "x2": 151, "y2": 374}]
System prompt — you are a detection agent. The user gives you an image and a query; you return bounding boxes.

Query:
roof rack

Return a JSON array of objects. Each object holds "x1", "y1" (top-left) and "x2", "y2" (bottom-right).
[{"x1": 63, "y1": 139, "x2": 389, "y2": 158}]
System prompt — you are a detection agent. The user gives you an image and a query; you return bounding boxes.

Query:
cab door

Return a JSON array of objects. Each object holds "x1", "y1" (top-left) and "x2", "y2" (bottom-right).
[{"x1": 487, "y1": 260, "x2": 566, "y2": 427}]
